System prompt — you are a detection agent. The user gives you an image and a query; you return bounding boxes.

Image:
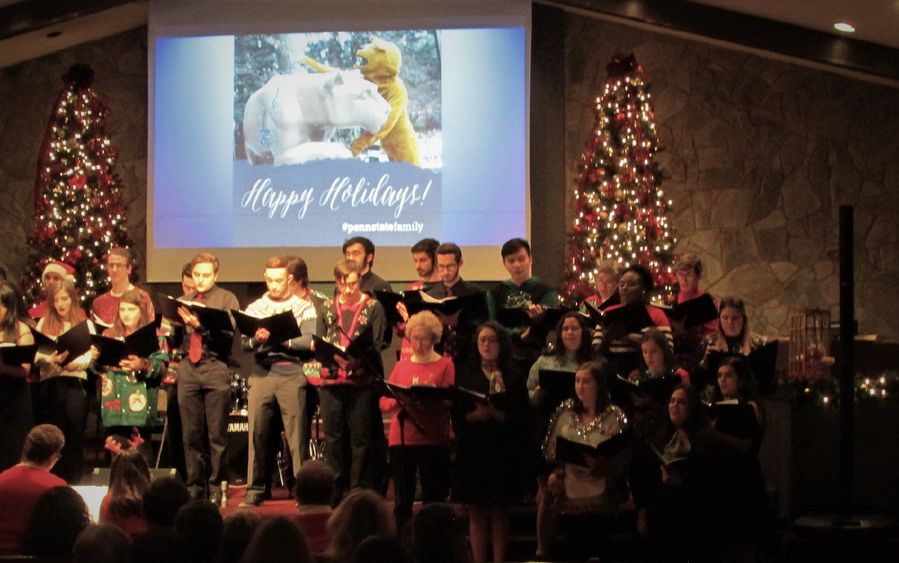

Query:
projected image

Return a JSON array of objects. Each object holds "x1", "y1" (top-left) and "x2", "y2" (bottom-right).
[{"x1": 235, "y1": 32, "x2": 442, "y2": 168}]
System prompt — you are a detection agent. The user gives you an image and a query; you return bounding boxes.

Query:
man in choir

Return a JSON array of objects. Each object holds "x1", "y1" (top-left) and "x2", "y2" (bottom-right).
[
  {"x1": 160, "y1": 262, "x2": 193, "y2": 480},
  {"x1": 176, "y1": 252, "x2": 239, "y2": 504},
  {"x1": 425, "y1": 242, "x2": 485, "y2": 364},
  {"x1": 240, "y1": 257, "x2": 319, "y2": 507},
  {"x1": 395, "y1": 238, "x2": 441, "y2": 361},
  {"x1": 28, "y1": 260, "x2": 75, "y2": 320},
  {"x1": 486, "y1": 238, "x2": 560, "y2": 364},
  {"x1": 342, "y1": 236, "x2": 392, "y2": 295},
  {"x1": 91, "y1": 246, "x2": 155, "y2": 327}
]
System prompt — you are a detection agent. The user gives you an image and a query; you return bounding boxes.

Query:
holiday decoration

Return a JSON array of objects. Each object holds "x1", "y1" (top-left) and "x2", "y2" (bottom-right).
[
  {"x1": 22, "y1": 64, "x2": 133, "y2": 308},
  {"x1": 563, "y1": 53, "x2": 676, "y2": 303}
]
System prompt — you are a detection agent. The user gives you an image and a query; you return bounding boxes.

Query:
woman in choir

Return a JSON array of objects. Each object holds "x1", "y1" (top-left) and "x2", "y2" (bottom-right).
[
  {"x1": 452, "y1": 321, "x2": 529, "y2": 563},
  {"x1": 33, "y1": 279, "x2": 90, "y2": 483},
  {"x1": 0, "y1": 281, "x2": 35, "y2": 470},
  {"x1": 584, "y1": 263, "x2": 620, "y2": 311},
  {"x1": 697, "y1": 297, "x2": 767, "y2": 390},
  {"x1": 379, "y1": 310, "x2": 454, "y2": 529},
  {"x1": 671, "y1": 254, "x2": 718, "y2": 354},
  {"x1": 592, "y1": 264, "x2": 671, "y2": 376},
  {"x1": 527, "y1": 311, "x2": 593, "y2": 557},
  {"x1": 93, "y1": 289, "x2": 168, "y2": 462},
  {"x1": 542, "y1": 360, "x2": 631, "y2": 560},
  {"x1": 100, "y1": 448, "x2": 152, "y2": 536}
]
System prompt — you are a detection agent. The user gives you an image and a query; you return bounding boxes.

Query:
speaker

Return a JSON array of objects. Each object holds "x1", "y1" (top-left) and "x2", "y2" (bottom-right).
[
  {"x1": 227, "y1": 413, "x2": 249, "y2": 485},
  {"x1": 88, "y1": 467, "x2": 177, "y2": 486}
]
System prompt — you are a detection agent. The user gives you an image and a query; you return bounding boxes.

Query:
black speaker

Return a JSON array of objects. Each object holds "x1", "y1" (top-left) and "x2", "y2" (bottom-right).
[
  {"x1": 88, "y1": 467, "x2": 177, "y2": 486},
  {"x1": 227, "y1": 413, "x2": 249, "y2": 485}
]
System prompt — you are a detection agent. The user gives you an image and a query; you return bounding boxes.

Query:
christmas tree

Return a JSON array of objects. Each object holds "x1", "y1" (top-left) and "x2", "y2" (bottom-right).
[
  {"x1": 563, "y1": 53, "x2": 677, "y2": 302},
  {"x1": 23, "y1": 64, "x2": 133, "y2": 309}
]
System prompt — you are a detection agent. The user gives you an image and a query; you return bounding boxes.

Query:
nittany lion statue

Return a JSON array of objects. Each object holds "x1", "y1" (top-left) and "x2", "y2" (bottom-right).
[
  {"x1": 242, "y1": 69, "x2": 390, "y2": 165},
  {"x1": 305, "y1": 37, "x2": 421, "y2": 166}
]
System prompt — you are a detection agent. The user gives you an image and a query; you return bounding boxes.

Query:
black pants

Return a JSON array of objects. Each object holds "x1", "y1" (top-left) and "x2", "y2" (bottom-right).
[
  {"x1": 164, "y1": 382, "x2": 187, "y2": 479},
  {"x1": 390, "y1": 445, "x2": 451, "y2": 524},
  {"x1": 0, "y1": 377, "x2": 32, "y2": 472},
  {"x1": 318, "y1": 384, "x2": 380, "y2": 497},
  {"x1": 178, "y1": 359, "x2": 231, "y2": 498},
  {"x1": 39, "y1": 377, "x2": 88, "y2": 484}
]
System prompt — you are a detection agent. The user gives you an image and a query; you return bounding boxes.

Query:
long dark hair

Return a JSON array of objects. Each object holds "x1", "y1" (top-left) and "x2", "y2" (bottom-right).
[
  {"x1": 107, "y1": 449, "x2": 151, "y2": 519},
  {"x1": 572, "y1": 360, "x2": 612, "y2": 414},
  {"x1": 669, "y1": 384, "x2": 707, "y2": 438},
  {"x1": 0, "y1": 281, "x2": 23, "y2": 342},
  {"x1": 551, "y1": 311, "x2": 593, "y2": 363},
  {"x1": 109, "y1": 288, "x2": 151, "y2": 337},
  {"x1": 474, "y1": 321, "x2": 516, "y2": 377},
  {"x1": 713, "y1": 355, "x2": 757, "y2": 402}
]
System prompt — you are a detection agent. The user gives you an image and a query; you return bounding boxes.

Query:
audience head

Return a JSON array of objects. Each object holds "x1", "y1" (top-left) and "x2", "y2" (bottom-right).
[
  {"x1": 105, "y1": 246, "x2": 135, "y2": 286},
  {"x1": 174, "y1": 500, "x2": 223, "y2": 563},
  {"x1": 74, "y1": 523, "x2": 131, "y2": 563},
  {"x1": 435, "y1": 243, "x2": 463, "y2": 286},
  {"x1": 500, "y1": 238, "x2": 532, "y2": 283},
  {"x1": 410, "y1": 503, "x2": 469, "y2": 563},
  {"x1": 295, "y1": 459, "x2": 336, "y2": 507},
  {"x1": 718, "y1": 297, "x2": 748, "y2": 339},
  {"x1": 142, "y1": 476, "x2": 190, "y2": 527},
  {"x1": 107, "y1": 449, "x2": 151, "y2": 518},
  {"x1": 406, "y1": 310, "x2": 443, "y2": 356},
  {"x1": 130, "y1": 527, "x2": 189, "y2": 563},
  {"x1": 190, "y1": 251, "x2": 220, "y2": 293},
  {"x1": 410, "y1": 238, "x2": 440, "y2": 279},
  {"x1": 285, "y1": 255, "x2": 310, "y2": 290},
  {"x1": 351, "y1": 534, "x2": 409, "y2": 563},
  {"x1": 23, "y1": 486, "x2": 90, "y2": 557},
  {"x1": 343, "y1": 236, "x2": 376, "y2": 272},
  {"x1": 716, "y1": 355, "x2": 756, "y2": 401},
  {"x1": 641, "y1": 328, "x2": 674, "y2": 373},
  {"x1": 112, "y1": 288, "x2": 151, "y2": 336},
  {"x1": 218, "y1": 510, "x2": 262, "y2": 563},
  {"x1": 327, "y1": 489, "x2": 395, "y2": 562},
  {"x1": 668, "y1": 385, "x2": 707, "y2": 436},
  {"x1": 673, "y1": 253, "x2": 702, "y2": 294},
  {"x1": 241, "y1": 515, "x2": 314, "y2": 563},
  {"x1": 21, "y1": 423, "x2": 65, "y2": 467},
  {"x1": 552, "y1": 311, "x2": 591, "y2": 361},
  {"x1": 595, "y1": 263, "x2": 619, "y2": 301},
  {"x1": 618, "y1": 263, "x2": 653, "y2": 306},
  {"x1": 573, "y1": 360, "x2": 612, "y2": 414}
]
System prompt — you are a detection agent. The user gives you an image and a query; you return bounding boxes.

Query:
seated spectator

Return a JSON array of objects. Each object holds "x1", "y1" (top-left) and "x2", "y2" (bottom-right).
[
  {"x1": 22, "y1": 485, "x2": 91, "y2": 557},
  {"x1": 131, "y1": 527, "x2": 189, "y2": 563},
  {"x1": 327, "y1": 489, "x2": 395, "y2": 563},
  {"x1": 410, "y1": 503, "x2": 470, "y2": 563},
  {"x1": 174, "y1": 500, "x2": 223, "y2": 563},
  {"x1": 217, "y1": 509, "x2": 262, "y2": 563},
  {"x1": 0, "y1": 423, "x2": 67, "y2": 554},
  {"x1": 241, "y1": 515, "x2": 314, "y2": 563},
  {"x1": 142, "y1": 476, "x2": 190, "y2": 528},
  {"x1": 294, "y1": 459, "x2": 336, "y2": 554},
  {"x1": 101, "y1": 448, "x2": 152, "y2": 536},
  {"x1": 74, "y1": 523, "x2": 131, "y2": 563},
  {"x1": 351, "y1": 535, "x2": 409, "y2": 563}
]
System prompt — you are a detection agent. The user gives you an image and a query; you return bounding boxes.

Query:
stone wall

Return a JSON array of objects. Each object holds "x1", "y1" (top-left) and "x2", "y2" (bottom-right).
[
  {"x1": 565, "y1": 16, "x2": 899, "y2": 338},
  {"x1": 0, "y1": 29, "x2": 148, "y2": 284}
]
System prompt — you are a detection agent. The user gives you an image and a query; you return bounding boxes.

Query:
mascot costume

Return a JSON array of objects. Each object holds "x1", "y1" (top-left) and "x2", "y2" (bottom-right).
[{"x1": 305, "y1": 37, "x2": 420, "y2": 166}]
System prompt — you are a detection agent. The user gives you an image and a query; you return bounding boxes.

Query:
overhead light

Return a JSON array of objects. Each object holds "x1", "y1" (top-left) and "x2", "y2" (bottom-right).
[{"x1": 833, "y1": 22, "x2": 856, "y2": 33}]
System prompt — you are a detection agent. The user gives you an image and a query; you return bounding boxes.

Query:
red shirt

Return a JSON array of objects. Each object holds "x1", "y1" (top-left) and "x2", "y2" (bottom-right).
[
  {"x1": 0, "y1": 465, "x2": 67, "y2": 554},
  {"x1": 379, "y1": 356, "x2": 455, "y2": 446},
  {"x1": 294, "y1": 511, "x2": 331, "y2": 554}
]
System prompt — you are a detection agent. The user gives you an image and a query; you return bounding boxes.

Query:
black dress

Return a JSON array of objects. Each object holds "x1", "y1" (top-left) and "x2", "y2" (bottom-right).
[{"x1": 451, "y1": 363, "x2": 530, "y2": 506}]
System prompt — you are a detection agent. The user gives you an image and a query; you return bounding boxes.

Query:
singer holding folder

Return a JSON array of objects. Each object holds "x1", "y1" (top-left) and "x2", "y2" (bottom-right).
[
  {"x1": 0, "y1": 282, "x2": 36, "y2": 471},
  {"x1": 379, "y1": 310, "x2": 454, "y2": 529}
]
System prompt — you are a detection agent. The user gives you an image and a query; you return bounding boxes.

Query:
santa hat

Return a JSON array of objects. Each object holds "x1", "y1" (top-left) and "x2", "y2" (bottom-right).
[{"x1": 42, "y1": 260, "x2": 76, "y2": 282}]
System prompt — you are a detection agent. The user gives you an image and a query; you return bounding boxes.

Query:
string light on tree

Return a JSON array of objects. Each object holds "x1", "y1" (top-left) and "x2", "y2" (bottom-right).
[
  {"x1": 563, "y1": 53, "x2": 677, "y2": 303},
  {"x1": 22, "y1": 64, "x2": 134, "y2": 309}
]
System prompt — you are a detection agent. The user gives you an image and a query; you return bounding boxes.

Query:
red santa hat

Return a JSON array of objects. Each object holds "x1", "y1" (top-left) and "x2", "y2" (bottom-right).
[{"x1": 42, "y1": 260, "x2": 76, "y2": 282}]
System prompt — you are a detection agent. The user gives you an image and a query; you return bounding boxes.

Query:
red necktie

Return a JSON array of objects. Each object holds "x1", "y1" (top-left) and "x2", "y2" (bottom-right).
[{"x1": 188, "y1": 293, "x2": 205, "y2": 363}]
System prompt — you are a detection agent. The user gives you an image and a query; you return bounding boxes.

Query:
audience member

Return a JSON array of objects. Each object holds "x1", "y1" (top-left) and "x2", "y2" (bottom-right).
[
  {"x1": 410, "y1": 502, "x2": 471, "y2": 563},
  {"x1": 100, "y1": 449, "x2": 152, "y2": 536},
  {"x1": 142, "y1": 476, "x2": 190, "y2": 528},
  {"x1": 174, "y1": 500, "x2": 223, "y2": 563},
  {"x1": 326, "y1": 489, "x2": 395, "y2": 563},
  {"x1": 218, "y1": 510, "x2": 262, "y2": 563},
  {"x1": 0, "y1": 423, "x2": 66, "y2": 554},
  {"x1": 240, "y1": 515, "x2": 314, "y2": 563},
  {"x1": 351, "y1": 534, "x2": 409, "y2": 563},
  {"x1": 294, "y1": 459, "x2": 336, "y2": 554},
  {"x1": 22, "y1": 485, "x2": 91, "y2": 557},
  {"x1": 74, "y1": 523, "x2": 131, "y2": 563}
]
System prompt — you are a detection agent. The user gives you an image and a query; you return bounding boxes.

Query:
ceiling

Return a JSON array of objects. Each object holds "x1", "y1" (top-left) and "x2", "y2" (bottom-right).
[{"x1": 0, "y1": 0, "x2": 897, "y2": 70}]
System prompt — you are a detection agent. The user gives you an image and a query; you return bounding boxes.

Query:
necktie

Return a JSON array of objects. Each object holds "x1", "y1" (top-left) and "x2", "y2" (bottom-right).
[
  {"x1": 445, "y1": 285, "x2": 454, "y2": 297},
  {"x1": 188, "y1": 293, "x2": 205, "y2": 363}
]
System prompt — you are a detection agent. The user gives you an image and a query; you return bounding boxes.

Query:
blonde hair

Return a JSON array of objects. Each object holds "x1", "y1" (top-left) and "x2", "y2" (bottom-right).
[{"x1": 405, "y1": 310, "x2": 443, "y2": 342}]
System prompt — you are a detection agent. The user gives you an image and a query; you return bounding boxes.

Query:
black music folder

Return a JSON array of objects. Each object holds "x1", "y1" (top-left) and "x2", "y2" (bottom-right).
[
  {"x1": 554, "y1": 431, "x2": 632, "y2": 467},
  {"x1": 609, "y1": 373, "x2": 681, "y2": 407},
  {"x1": 32, "y1": 320, "x2": 94, "y2": 360},
  {"x1": 384, "y1": 382, "x2": 454, "y2": 402},
  {"x1": 232, "y1": 309, "x2": 302, "y2": 343},
  {"x1": 658, "y1": 293, "x2": 718, "y2": 328},
  {"x1": 708, "y1": 400, "x2": 759, "y2": 439},
  {"x1": 92, "y1": 320, "x2": 160, "y2": 366},
  {"x1": 160, "y1": 295, "x2": 233, "y2": 333},
  {"x1": 538, "y1": 369, "x2": 576, "y2": 409},
  {"x1": 407, "y1": 292, "x2": 488, "y2": 320},
  {"x1": 705, "y1": 340, "x2": 779, "y2": 394},
  {"x1": 601, "y1": 304, "x2": 655, "y2": 335},
  {"x1": 373, "y1": 290, "x2": 407, "y2": 327},
  {"x1": 0, "y1": 343, "x2": 38, "y2": 365},
  {"x1": 312, "y1": 325, "x2": 373, "y2": 365}
]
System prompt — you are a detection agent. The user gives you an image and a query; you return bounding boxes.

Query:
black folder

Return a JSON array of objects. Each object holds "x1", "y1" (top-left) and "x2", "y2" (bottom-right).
[
  {"x1": 0, "y1": 344, "x2": 38, "y2": 365},
  {"x1": 554, "y1": 431, "x2": 632, "y2": 467},
  {"x1": 538, "y1": 369, "x2": 575, "y2": 409},
  {"x1": 159, "y1": 295, "x2": 233, "y2": 333},
  {"x1": 384, "y1": 382, "x2": 454, "y2": 402},
  {"x1": 658, "y1": 293, "x2": 718, "y2": 328},
  {"x1": 601, "y1": 304, "x2": 655, "y2": 335},
  {"x1": 92, "y1": 320, "x2": 161, "y2": 366},
  {"x1": 705, "y1": 340, "x2": 779, "y2": 394},
  {"x1": 609, "y1": 373, "x2": 681, "y2": 408},
  {"x1": 373, "y1": 290, "x2": 407, "y2": 327},
  {"x1": 454, "y1": 386, "x2": 512, "y2": 409},
  {"x1": 32, "y1": 320, "x2": 95, "y2": 360},
  {"x1": 232, "y1": 309, "x2": 301, "y2": 344},
  {"x1": 708, "y1": 400, "x2": 759, "y2": 439},
  {"x1": 406, "y1": 292, "x2": 488, "y2": 320},
  {"x1": 650, "y1": 443, "x2": 692, "y2": 471},
  {"x1": 312, "y1": 325, "x2": 374, "y2": 365}
]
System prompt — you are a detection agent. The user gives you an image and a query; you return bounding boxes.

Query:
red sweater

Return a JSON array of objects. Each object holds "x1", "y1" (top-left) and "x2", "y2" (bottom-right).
[
  {"x1": 379, "y1": 356, "x2": 454, "y2": 446},
  {"x1": 0, "y1": 465, "x2": 67, "y2": 554}
]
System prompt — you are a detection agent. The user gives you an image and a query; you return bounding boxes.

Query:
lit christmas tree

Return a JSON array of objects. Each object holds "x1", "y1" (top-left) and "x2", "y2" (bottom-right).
[
  {"x1": 23, "y1": 64, "x2": 133, "y2": 309},
  {"x1": 563, "y1": 53, "x2": 677, "y2": 303}
]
